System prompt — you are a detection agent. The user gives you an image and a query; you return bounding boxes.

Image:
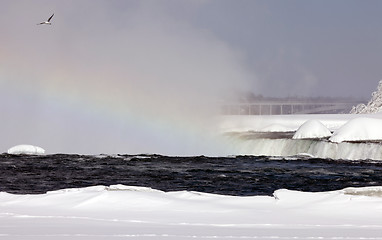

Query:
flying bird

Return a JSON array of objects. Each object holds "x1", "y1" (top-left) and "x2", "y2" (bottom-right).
[{"x1": 37, "y1": 13, "x2": 54, "y2": 25}]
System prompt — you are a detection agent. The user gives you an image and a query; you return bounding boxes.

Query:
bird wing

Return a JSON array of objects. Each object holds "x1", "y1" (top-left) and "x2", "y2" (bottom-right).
[{"x1": 47, "y1": 13, "x2": 54, "y2": 22}]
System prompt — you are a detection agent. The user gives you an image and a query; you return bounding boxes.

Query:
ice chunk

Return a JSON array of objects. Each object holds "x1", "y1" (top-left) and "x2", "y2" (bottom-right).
[
  {"x1": 329, "y1": 117, "x2": 382, "y2": 143},
  {"x1": 7, "y1": 145, "x2": 45, "y2": 155},
  {"x1": 342, "y1": 186, "x2": 382, "y2": 197},
  {"x1": 292, "y1": 120, "x2": 332, "y2": 139}
]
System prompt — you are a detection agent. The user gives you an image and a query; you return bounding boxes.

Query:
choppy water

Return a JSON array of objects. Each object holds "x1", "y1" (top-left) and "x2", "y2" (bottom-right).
[{"x1": 1, "y1": 154, "x2": 382, "y2": 196}]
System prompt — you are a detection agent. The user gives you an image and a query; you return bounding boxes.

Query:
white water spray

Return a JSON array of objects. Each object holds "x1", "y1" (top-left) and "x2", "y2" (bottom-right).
[{"x1": 224, "y1": 135, "x2": 382, "y2": 160}]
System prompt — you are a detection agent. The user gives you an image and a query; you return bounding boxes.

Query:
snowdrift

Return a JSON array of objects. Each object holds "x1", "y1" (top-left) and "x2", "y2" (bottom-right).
[
  {"x1": 7, "y1": 144, "x2": 45, "y2": 155},
  {"x1": 0, "y1": 185, "x2": 382, "y2": 239},
  {"x1": 330, "y1": 117, "x2": 382, "y2": 143},
  {"x1": 292, "y1": 119, "x2": 331, "y2": 139}
]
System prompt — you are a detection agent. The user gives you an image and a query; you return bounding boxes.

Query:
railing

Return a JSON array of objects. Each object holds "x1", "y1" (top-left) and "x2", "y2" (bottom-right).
[{"x1": 221, "y1": 102, "x2": 360, "y2": 115}]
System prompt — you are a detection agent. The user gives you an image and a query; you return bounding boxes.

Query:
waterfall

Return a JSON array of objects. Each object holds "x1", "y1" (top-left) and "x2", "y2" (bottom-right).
[{"x1": 224, "y1": 133, "x2": 382, "y2": 160}]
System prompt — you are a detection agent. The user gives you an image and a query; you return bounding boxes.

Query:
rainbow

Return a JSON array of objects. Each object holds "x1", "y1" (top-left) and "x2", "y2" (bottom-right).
[{"x1": 1, "y1": 63, "x2": 226, "y2": 155}]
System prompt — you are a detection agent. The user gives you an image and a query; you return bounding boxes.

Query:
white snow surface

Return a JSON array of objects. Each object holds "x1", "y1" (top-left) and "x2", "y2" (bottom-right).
[
  {"x1": 7, "y1": 144, "x2": 45, "y2": 155},
  {"x1": 1, "y1": 184, "x2": 382, "y2": 239},
  {"x1": 330, "y1": 117, "x2": 382, "y2": 143},
  {"x1": 218, "y1": 114, "x2": 359, "y2": 133},
  {"x1": 292, "y1": 119, "x2": 332, "y2": 139},
  {"x1": 218, "y1": 113, "x2": 382, "y2": 133}
]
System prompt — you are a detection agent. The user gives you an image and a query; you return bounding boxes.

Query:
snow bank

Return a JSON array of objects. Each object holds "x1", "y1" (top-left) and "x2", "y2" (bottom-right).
[
  {"x1": 218, "y1": 114, "x2": 358, "y2": 133},
  {"x1": 0, "y1": 185, "x2": 382, "y2": 239},
  {"x1": 292, "y1": 119, "x2": 332, "y2": 139},
  {"x1": 260, "y1": 123, "x2": 293, "y2": 132},
  {"x1": 7, "y1": 144, "x2": 45, "y2": 155},
  {"x1": 330, "y1": 117, "x2": 382, "y2": 143}
]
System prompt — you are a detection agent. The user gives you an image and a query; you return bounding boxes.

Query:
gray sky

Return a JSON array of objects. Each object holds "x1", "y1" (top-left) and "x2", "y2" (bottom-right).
[{"x1": 1, "y1": 0, "x2": 381, "y2": 154}]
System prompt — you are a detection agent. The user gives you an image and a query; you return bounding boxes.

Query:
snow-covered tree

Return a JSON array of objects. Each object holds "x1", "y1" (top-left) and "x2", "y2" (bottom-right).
[{"x1": 351, "y1": 80, "x2": 382, "y2": 114}]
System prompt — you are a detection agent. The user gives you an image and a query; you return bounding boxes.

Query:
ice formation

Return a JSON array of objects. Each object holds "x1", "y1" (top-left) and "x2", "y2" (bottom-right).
[
  {"x1": 221, "y1": 115, "x2": 382, "y2": 160},
  {"x1": 351, "y1": 80, "x2": 382, "y2": 114},
  {"x1": 224, "y1": 135, "x2": 382, "y2": 160},
  {"x1": 7, "y1": 144, "x2": 45, "y2": 155},
  {"x1": 292, "y1": 119, "x2": 332, "y2": 139},
  {"x1": 329, "y1": 117, "x2": 382, "y2": 143}
]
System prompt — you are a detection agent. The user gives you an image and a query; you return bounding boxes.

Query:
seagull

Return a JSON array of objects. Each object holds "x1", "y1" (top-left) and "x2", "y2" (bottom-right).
[{"x1": 37, "y1": 13, "x2": 54, "y2": 25}]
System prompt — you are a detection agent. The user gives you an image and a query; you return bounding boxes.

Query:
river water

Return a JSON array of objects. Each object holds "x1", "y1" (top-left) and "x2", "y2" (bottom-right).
[{"x1": 1, "y1": 153, "x2": 381, "y2": 196}]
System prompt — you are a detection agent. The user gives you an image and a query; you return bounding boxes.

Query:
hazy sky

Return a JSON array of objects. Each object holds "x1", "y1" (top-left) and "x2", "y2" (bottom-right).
[{"x1": 1, "y1": 0, "x2": 381, "y2": 154}]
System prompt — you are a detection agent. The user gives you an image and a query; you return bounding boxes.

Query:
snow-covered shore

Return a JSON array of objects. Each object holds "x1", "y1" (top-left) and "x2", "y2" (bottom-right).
[{"x1": 1, "y1": 185, "x2": 382, "y2": 239}]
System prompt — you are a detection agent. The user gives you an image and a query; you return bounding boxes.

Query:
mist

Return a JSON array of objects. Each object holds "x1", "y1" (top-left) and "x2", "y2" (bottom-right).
[
  {"x1": 2, "y1": 0, "x2": 382, "y2": 154},
  {"x1": 0, "y1": 0, "x2": 254, "y2": 154}
]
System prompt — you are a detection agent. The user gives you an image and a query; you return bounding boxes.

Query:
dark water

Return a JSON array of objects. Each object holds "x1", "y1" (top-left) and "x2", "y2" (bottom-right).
[{"x1": 1, "y1": 153, "x2": 382, "y2": 196}]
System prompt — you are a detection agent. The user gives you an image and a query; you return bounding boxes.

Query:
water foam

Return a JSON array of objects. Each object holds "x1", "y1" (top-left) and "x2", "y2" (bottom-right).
[{"x1": 224, "y1": 133, "x2": 382, "y2": 160}]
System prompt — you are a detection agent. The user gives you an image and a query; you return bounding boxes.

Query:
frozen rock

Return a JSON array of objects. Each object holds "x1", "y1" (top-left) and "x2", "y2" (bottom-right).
[
  {"x1": 292, "y1": 120, "x2": 332, "y2": 139},
  {"x1": 330, "y1": 117, "x2": 382, "y2": 143}
]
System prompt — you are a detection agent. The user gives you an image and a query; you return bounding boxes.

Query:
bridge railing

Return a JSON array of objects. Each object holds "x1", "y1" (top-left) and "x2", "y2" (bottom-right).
[{"x1": 221, "y1": 102, "x2": 360, "y2": 115}]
